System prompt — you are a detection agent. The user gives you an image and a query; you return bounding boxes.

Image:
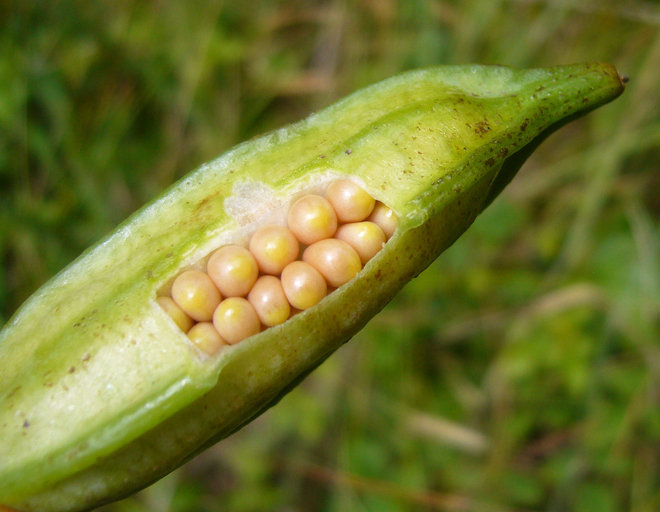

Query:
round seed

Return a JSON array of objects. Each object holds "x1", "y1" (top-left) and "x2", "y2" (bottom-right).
[
  {"x1": 367, "y1": 201, "x2": 397, "y2": 238},
  {"x1": 287, "y1": 194, "x2": 337, "y2": 245},
  {"x1": 248, "y1": 275, "x2": 291, "y2": 327},
  {"x1": 302, "y1": 238, "x2": 362, "y2": 288},
  {"x1": 325, "y1": 179, "x2": 375, "y2": 223},
  {"x1": 213, "y1": 297, "x2": 260, "y2": 344},
  {"x1": 187, "y1": 322, "x2": 227, "y2": 355},
  {"x1": 335, "y1": 221, "x2": 386, "y2": 264},
  {"x1": 280, "y1": 261, "x2": 327, "y2": 310},
  {"x1": 249, "y1": 225, "x2": 299, "y2": 275},
  {"x1": 207, "y1": 245, "x2": 258, "y2": 297},
  {"x1": 170, "y1": 270, "x2": 222, "y2": 322},
  {"x1": 157, "y1": 296, "x2": 194, "y2": 333}
]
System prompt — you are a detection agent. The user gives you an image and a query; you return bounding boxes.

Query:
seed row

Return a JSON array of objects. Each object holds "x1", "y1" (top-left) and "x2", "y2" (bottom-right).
[{"x1": 158, "y1": 179, "x2": 397, "y2": 355}]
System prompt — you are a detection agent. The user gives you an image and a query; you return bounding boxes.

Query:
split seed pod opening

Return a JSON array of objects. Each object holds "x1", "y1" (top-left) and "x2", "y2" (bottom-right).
[{"x1": 159, "y1": 179, "x2": 394, "y2": 355}]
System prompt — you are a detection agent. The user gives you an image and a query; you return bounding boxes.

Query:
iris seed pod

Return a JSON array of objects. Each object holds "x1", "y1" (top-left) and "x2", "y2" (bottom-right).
[{"x1": 0, "y1": 64, "x2": 624, "y2": 511}]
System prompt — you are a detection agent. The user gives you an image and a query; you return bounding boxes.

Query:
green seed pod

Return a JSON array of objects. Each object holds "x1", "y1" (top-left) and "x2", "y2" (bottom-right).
[{"x1": 0, "y1": 64, "x2": 624, "y2": 511}]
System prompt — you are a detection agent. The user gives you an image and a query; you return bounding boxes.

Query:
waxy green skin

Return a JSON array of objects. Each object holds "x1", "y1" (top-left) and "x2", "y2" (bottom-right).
[{"x1": 0, "y1": 64, "x2": 623, "y2": 511}]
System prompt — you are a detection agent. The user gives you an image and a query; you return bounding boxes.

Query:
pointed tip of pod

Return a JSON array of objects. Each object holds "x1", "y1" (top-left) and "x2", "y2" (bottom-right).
[{"x1": 594, "y1": 61, "x2": 628, "y2": 89}]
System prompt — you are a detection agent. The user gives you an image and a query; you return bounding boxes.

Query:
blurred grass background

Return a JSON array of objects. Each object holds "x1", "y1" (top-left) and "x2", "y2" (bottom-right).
[{"x1": 1, "y1": 1, "x2": 659, "y2": 511}]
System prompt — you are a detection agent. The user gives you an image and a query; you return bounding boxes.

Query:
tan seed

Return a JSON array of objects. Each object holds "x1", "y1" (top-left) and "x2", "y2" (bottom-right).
[
  {"x1": 187, "y1": 322, "x2": 227, "y2": 355},
  {"x1": 248, "y1": 275, "x2": 291, "y2": 327},
  {"x1": 213, "y1": 297, "x2": 261, "y2": 344},
  {"x1": 367, "y1": 201, "x2": 397, "y2": 238},
  {"x1": 302, "y1": 238, "x2": 362, "y2": 288},
  {"x1": 280, "y1": 261, "x2": 327, "y2": 310},
  {"x1": 207, "y1": 245, "x2": 258, "y2": 297},
  {"x1": 157, "y1": 296, "x2": 194, "y2": 332},
  {"x1": 335, "y1": 221, "x2": 386, "y2": 264},
  {"x1": 170, "y1": 270, "x2": 221, "y2": 322},
  {"x1": 325, "y1": 179, "x2": 375, "y2": 223},
  {"x1": 287, "y1": 194, "x2": 337, "y2": 245},
  {"x1": 249, "y1": 225, "x2": 299, "y2": 275}
]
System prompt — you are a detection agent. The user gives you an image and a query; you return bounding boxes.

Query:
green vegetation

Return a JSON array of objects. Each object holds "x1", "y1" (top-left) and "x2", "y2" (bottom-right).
[{"x1": 1, "y1": 2, "x2": 658, "y2": 511}]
